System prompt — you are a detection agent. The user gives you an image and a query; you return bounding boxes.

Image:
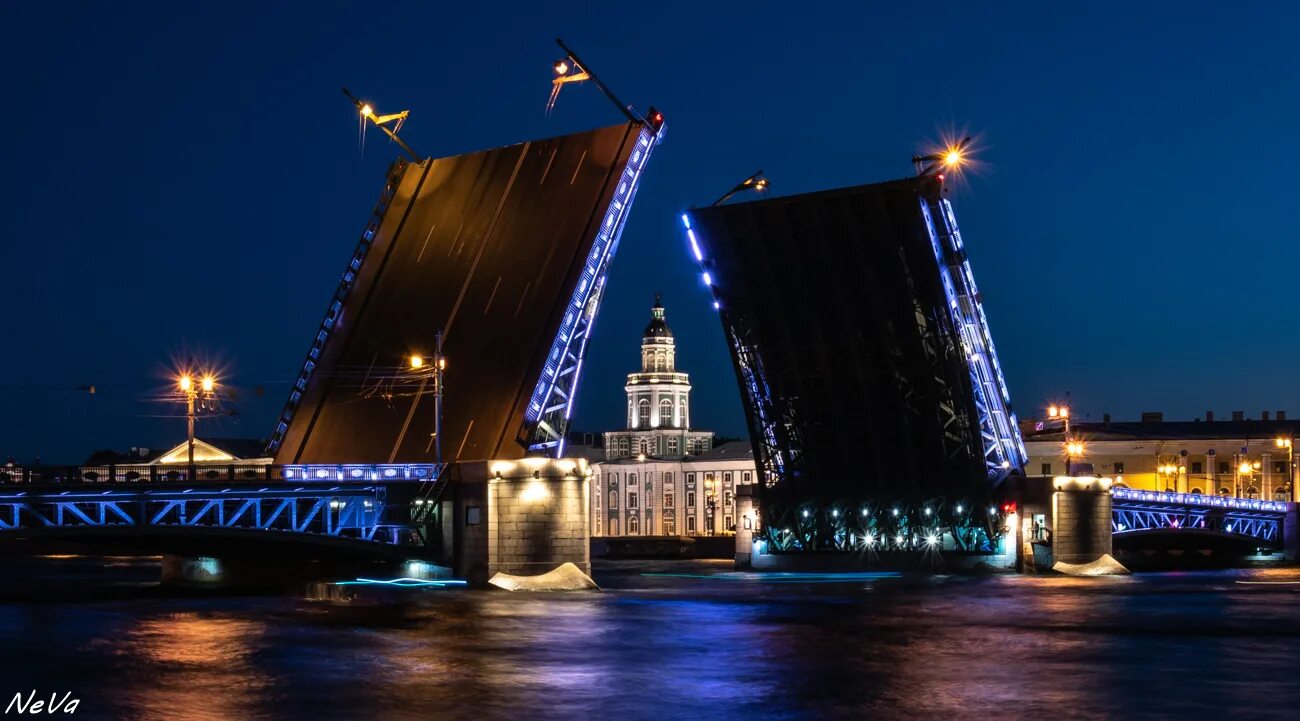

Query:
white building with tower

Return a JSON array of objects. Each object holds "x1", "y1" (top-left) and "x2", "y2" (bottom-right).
[
  {"x1": 603, "y1": 294, "x2": 713, "y2": 459},
  {"x1": 589, "y1": 294, "x2": 758, "y2": 537}
]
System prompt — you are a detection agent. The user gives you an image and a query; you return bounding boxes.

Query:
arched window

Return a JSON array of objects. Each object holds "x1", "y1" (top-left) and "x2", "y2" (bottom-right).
[
  {"x1": 679, "y1": 400, "x2": 688, "y2": 428},
  {"x1": 655, "y1": 352, "x2": 665, "y2": 371},
  {"x1": 1246, "y1": 486, "x2": 1260, "y2": 499},
  {"x1": 609, "y1": 490, "x2": 618, "y2": 509},
  {"x1": 1274, "y1": 487, "x2": 1288, "y2": 501},
  {"x1": 659, "y1": 398, "x2": 673, "y2": 427},
  {"x1": 1218, "y1": 487, "x2": 1231, "y2": 496},
  {"x1": 639, "y1": 399, "x2": 650, "y2": 424},
  {"x1": 638, "y1": 439, "x2": 649, "y2": 454},
  {"x1": 628, "y1": 515, "x2": 640, "y2": 535},
  {"x1": 1190, "y1": 487, "x2": 1203, "y2": 495}
]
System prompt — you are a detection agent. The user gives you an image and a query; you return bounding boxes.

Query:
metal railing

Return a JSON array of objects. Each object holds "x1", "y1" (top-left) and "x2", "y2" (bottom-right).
[{"x1": 0, "y1": 462, "x2": 442, "y2": 486}]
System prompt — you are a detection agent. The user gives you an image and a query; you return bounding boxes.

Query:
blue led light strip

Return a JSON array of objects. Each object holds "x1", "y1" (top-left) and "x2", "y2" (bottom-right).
[
  {"x1": 0, "y1": 485, "x2": 409, "y2": 544},
  {"x1": 919, "y1": 197, "x2": 1027, "y2": 479},
  {"x1": 682, "y1": 211, "x2": 790, "y2": 489},
  {"x1": 521, "y1": 125, "x2": 661, "y2": 456},
  {"x1": 1112, "y1": 487, "x2": 1288, "y2": 514},
  {"x1": 267, "y1": 159, "x2": 409, "y2": 454}
]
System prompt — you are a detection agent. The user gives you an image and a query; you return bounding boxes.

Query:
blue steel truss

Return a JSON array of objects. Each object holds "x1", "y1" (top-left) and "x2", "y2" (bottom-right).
[
  {"x1": 1111, "y1": 488, "x2": 1287, "y2": 546},
  {"x1": 267, "y1": 159, "x2": 410, "y2": 455},
  {"x1": 918, "y1": 196, "x2": 1027, "y2": 481},
  {"x1": 0, "y1": 485, "x2": 409, "y2": 546},
  {"x1": 521, "y1": 125, "x2": 662, "y2": 457}
]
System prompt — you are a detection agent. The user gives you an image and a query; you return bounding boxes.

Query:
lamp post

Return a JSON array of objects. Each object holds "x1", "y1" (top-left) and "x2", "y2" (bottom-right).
[
  {"x1": 1048, "y1": 404, "x2": 1071, "y2": 436},
  {"x1": 1275, "y1": 436, "x2": 1293, "y2": 502},
  {"x1": 177, "y1": 372, "x2": 217, "y2": 474},
  {"x1": 704, "y1": 475, "x2": 717, "y2": 536},
  {"x1": 1236, "y1": 459, "x2": 1261, "y2": 499},
  {"x1": 407, "y1": 331, "x2": 448, "y2": 467},
  {"x1": 1064, "y1": 440, "x2": 1084, "y2": 477}
]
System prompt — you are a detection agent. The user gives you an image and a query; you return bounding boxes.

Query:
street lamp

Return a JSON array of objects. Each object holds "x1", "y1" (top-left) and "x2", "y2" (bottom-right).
[
  {"x1": 1276, "y1": 437, "x2": 1294, "y2": 502},
  {"x1": 1064, "y1": 439, "x2": 1084, "y2": 477},
  {"x1": 711, "y1": 170, "x2": 769, "y2": 207},
  {"x1": 1048, "y1": 404, "x2": 1071, "y2": 435},
  {"x1": 704, "y1": 476, "x2": 717, "y2": 536},
  {"x1": 405, "y1": 332, "x2": 448, "y2": 466},
  {"x1": 1157, "y1": 463, "x2": 1183, "y2": 492},
  {"x1": 177, "y1": 370, "x2": 218, "y2": 470}
]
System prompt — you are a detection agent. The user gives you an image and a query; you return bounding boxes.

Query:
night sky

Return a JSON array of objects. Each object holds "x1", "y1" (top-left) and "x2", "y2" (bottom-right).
[{"x1": 5, "y1": 2, "x2": 1299, "y2": 463}]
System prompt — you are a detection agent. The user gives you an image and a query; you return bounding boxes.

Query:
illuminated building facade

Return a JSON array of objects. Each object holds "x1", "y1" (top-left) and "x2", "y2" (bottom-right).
[
  {"x1": 603, "y1": 295, "x2": 713, "y2": 460},
  {"x1": 1023, "y1": 412, "x2": 1299, "y2": 501},
  {"x1": 591, "y1": 442, "x2": 757, "y2": 537}
]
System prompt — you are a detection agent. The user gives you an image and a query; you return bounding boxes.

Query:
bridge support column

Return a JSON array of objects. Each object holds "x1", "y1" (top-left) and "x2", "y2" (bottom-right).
[
  {"x1": 444, "y1": 459, "x2": 592, "y2": 586},
  {"x1": 1052, "y1": 476, "x2": 1114, "y2": 566},
  {"x1": 734, "y1": 486, "x2": 756, "y2": 569}
]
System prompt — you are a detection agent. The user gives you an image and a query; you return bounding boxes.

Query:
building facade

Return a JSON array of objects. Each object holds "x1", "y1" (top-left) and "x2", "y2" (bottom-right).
[
  {"x1": 603, "y1": 295, "x2": 713, "y2": 459},
  {"x1": 589, "y1": 294, "x2": 758, "y2": 537},
  {"x1": 1023, "y1": 412, "x2": 1298, "y2": 501},
  {"x1": 592, "y1": 442, "x2": 757, "y2": 537}
]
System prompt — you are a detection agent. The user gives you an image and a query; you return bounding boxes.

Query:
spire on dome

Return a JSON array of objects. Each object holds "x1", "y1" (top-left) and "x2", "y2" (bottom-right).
[{"x1": 644, "y1": 292, "x2": 672, "y2": 339}]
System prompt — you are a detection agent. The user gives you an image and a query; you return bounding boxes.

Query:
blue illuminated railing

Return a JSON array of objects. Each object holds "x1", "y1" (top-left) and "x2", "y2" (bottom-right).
[
  {"x1": 281, "y1": 463, "x2": 440, "y2": 482},
  {"x1": 681, "y1": 211, "x2": 791, "y2": 488},
  {"x1": 1112, "y1": 487, "x2": 1288, "y2": 514},
  {"x1": 0, "y1": 485, "x2": 409, "y2": 545},
  {"x1": 521, "y1": 124, "x2": 662, "y2": 456},
  {"x1": 919, "y1": 196, "x2": 1027, "y2": 479},
  {"x1": 1111, "y1": 487, "x2": 1288, "y2": 546}
]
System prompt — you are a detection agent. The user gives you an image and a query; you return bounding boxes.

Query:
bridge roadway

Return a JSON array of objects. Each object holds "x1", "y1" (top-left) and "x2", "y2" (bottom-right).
[
  {"x1": 1111, "y1": 487, "x2": 1290, "y2": 548},
  {"x1": 0, "y1": 463, "x2": 444, "y2": 556}
]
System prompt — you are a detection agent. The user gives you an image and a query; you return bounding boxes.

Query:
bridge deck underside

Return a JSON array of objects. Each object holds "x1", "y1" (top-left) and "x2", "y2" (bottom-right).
[
  {"x1": 274, "y1": 123, "x2": 643, "y2": 464},
  {"x1": 687, "y1": 177, "x2": 988, "y2": 503}
]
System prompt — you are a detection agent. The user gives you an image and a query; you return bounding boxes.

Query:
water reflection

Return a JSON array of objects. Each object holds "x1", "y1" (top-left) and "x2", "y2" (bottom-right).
[{"x1": 0, "y1": 563, "x2": 1299, "y2": 718}]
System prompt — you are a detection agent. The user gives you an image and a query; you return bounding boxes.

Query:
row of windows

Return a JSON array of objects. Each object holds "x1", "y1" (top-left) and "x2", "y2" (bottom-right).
[
  {"x1": 603, "y1": 470, "x2": 753, "y2": 485},
  {"x1": 1040, "y1": 461, "x2": 1290, "y2": 475},
  {"x1": 605, "y1": 490, "x2": 738, "y2": 510},
  {"x1": 595, "y1": 514, "x2": 738, "y2": 535}
]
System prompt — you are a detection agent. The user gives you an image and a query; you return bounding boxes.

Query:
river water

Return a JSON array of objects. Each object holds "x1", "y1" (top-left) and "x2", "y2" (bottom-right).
[{"x1": 1, "y1": 558, "x2": 1298, "y2": 720}]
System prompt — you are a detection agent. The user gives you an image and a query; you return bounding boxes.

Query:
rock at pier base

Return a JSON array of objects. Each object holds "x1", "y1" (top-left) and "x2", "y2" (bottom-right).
[{"x1": 489, "y1": 562, "x2": 598, "y2": 591}]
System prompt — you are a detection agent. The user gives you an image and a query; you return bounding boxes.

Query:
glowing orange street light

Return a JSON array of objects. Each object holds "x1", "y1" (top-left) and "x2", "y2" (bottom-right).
[
  {"x1": 409, "y1": 355, "x2": 425, "y2": 370},
  {"x1": 178, "y1": 375, "x2": 193, "y2": 393},
  {"x1": 200, "y1": 375, "x2": 215, "y2": 393}
]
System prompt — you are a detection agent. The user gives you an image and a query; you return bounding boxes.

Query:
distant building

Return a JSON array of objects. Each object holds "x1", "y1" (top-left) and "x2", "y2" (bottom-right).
[
  {"x1": 602, "y1": 294, "x2": 713, "y2": 459},
  {"x1": 585, "y1": 294, "x2": 758, "y2": 537},
  {"x1": 1022, "y1": 410, "x2": 1298, "y2": 501},
  {"x1": 592, "y1": 442, "x2": 757, "y2": 537},
  {"x1": 83, "y1": 437, "x2": 271, "y2": 466}
]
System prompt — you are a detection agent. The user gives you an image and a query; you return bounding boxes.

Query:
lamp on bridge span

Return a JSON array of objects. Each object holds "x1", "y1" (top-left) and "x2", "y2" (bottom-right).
[
  {"x1": 912, "y1": 136, "x2": 972, "y2": 177},
  {"x1": 710, "y1": 170, "x2": 769, "y2": 207}
]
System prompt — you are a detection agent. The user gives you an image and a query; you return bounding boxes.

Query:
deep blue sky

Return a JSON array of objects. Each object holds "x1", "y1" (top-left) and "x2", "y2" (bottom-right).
[{"x1": 4, "y1": 2, "x2": 1299, "y2": 463}]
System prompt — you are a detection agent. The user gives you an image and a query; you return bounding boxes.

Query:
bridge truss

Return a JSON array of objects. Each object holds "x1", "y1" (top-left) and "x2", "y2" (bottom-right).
[
  {"x1": 918, "y1": 196, "x2": 1027, "y2": 481},
  {"x1": 0, "y1": 483, "x2": 416, "y2": 547},
  {"x1": 1112, "y1": 488, "x2": 1287, "y2": 546}
]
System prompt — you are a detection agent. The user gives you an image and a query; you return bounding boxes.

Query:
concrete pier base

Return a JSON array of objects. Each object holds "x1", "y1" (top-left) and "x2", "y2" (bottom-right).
[
  {"x1": 1051, "y1": 476, "x2": 1114, "y2": 565},
  {"x1": 439, "y1": 458, "x2": 591, "y2": 586},
  {"x1": 734, "y1": 487, "x2": 756, "y2": 569}
]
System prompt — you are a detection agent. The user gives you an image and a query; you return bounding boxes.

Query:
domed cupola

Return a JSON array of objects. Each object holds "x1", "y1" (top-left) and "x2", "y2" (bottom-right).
[{"x1": 643, "y1": 292, "x2": 673, "y2": 340}]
